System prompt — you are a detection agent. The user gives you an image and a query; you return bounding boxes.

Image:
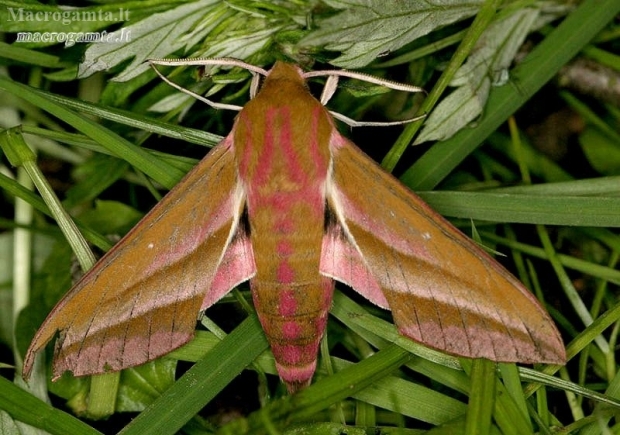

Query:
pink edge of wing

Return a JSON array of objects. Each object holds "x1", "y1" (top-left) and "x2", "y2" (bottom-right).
[
  {"x1": 203, "y1": 232, "x2": 256, "y2": 309},
  {"x1": 55, "y1": 330, "x2": 191, "y2": 378},
  {"x1": 320, "y1": 224, "x2": 389, "y2": 308}
]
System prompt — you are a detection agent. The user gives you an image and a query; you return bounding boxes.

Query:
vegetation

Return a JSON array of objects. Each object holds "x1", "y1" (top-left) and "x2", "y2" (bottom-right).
[{"x1": 1, "y1": 0, "x2": 620, "y2": 433}]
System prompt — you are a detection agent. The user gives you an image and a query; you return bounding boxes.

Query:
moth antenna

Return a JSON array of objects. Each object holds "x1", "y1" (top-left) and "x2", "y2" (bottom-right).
[
  {"x1": 304, "y1": 69, "x2": 426, "y2": 94},
  {"x1": 305, "y1": 68, "x2": 426, "y2": 127},
  {"x1": 329, "y1": 110, "x2": 426, "y2": 128},
  {"x1": 149, "y1": 61, "x2": 244, "y2": 112},
  {"x1": 147, "y1": 57, "x2": 271, "y2": 110},
  {"x1": 148, "y1": 57, "x2": 269, "y2": 76}
]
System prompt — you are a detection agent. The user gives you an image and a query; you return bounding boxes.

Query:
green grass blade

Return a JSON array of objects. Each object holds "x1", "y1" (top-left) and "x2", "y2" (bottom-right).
[
  {"x1": 217, "y1": 344, "x2": 413, "y2": 435},
  {"x1": 463, "y1": 359, "x2": 496, "y2": 435},
  {"x1": 0, "y1": 76, "x2": 184, "y2": 189},
  {"x1": 0, "y1": 377, "x2": 101, "y2": 435},
  {"x1": 419, "y1": 192, "x2": 620, "y2": 227},
  {"x1": 119, "y1": 315, "x2": 268, "y2": 435}
]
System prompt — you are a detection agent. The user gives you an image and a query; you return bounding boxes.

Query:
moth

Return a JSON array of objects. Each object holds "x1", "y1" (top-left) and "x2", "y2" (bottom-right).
[{"x1": 24, "y1": 59, "x2": 565, "y2": 393}]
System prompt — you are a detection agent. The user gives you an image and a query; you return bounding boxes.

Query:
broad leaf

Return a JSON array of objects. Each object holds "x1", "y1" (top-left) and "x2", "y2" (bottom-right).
[
  {"x1": 416, "y1": 8, "x2": 539, "y2": 143},
  {"x1": 79, "y1": 1, "x2": 291, "y2": 82},
  {"x1": 302, "y1": 0, "x2": 483, "y2": 68},
  {"x1": 79, "y1": 0, "x2": 221, "y2": 80}
]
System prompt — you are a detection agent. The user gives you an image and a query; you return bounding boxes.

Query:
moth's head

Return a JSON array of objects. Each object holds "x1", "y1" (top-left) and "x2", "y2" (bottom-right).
[{"x1": 261, "y1": 62, "x2": 307, "y2": 90}]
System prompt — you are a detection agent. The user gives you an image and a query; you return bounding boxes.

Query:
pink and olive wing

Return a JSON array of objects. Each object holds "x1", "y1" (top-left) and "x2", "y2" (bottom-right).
[
  {"x1": 320, "y1": 133, "x2": 565, "y2": 364},
  {"x1": 24, "y1": 136, "x2": 255, "y2": 379}
]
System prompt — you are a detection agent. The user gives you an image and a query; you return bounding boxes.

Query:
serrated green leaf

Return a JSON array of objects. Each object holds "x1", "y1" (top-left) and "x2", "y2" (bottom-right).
[
  {"x1": 79, "y1": 0, "x2": 221, "y2": 80},
  {"x1": 417, "y1": 82, "x2": 490, "y2": 143},
  {"x1": 416, "y1": 8, "x2": 539, "y2": 143},
  {"x1": 116, "y1": 359, "x2": 177, "y2": 413},
  {"x1": 302, "y1": 0, "x2": 483, "y2": 68},
  {"x1": 196, "y1": 26, "x2": 281, "y2": 63},
  {"x1": 79, "y1": 1, "x2": 287, "y2": 82}
]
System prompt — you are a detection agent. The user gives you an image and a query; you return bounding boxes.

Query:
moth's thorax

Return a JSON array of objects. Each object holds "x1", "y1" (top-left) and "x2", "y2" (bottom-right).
[{"x1": 233, "y1": 65, "x2": 334, "y2": 232}]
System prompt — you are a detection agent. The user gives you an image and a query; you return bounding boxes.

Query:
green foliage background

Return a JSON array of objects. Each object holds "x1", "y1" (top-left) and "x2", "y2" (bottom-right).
[{"x1": 1, "y1": 0, "x2": 620, "y2": 434}]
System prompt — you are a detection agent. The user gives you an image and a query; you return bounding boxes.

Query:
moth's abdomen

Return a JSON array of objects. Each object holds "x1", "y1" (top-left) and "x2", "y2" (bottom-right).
[
  {"x1": 248, "y1": 182, "x2": 331, "y2": 391},
  {"x1": 251, "y1": 277, "x2": 334, "y2": 391}
]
